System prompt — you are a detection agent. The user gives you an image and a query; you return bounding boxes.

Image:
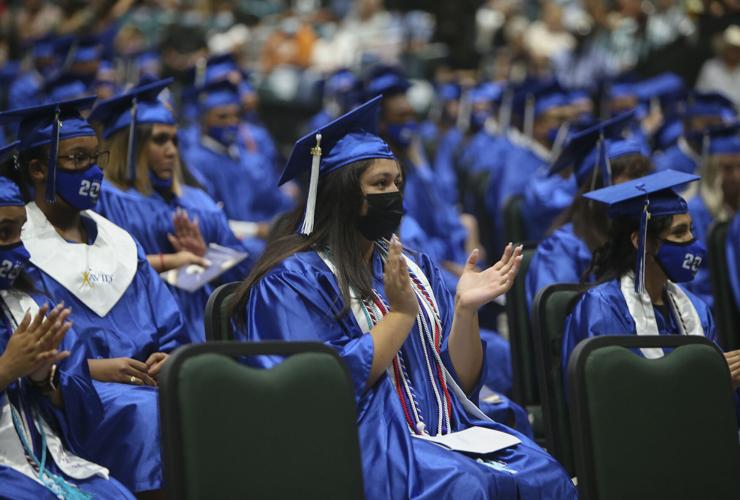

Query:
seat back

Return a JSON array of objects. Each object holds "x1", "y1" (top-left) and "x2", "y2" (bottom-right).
[
  {"x1": 708, "y1": 221, "x2": 740, "y2": 350},
  {"x1": 204, "y1": 282, "x2": 240, "y2": 342},
  {"x1": 505, "y1": 244, "x2": 538, "y2": 405},
  {"x1": 160, "y1": 341, "x2": 364, "y2": 500},
  {"x1": 532, "y1": 283, "x2": 588, "y2": 475},
  {"x1": 502, "y1": 194, "x2": 527, "y2": 246},
  {"x1": 569, "y1": 335, "x2": 740, "y2": 500}
]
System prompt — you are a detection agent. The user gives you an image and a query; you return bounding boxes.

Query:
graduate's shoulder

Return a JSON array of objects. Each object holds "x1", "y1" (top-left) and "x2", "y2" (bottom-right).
[
  {"x1": 258, "y1": 250, "x2": 336, "y2": 285},
  {"x1": 538, "y1": 223, "x2": 586, "y2": 253},
  {"x1": 179, "y1": 185, "x2": 222, "y2": 213},
  {"x1": 573, "y1": 279, "x2": 624, "y2": 312},
  {"x1": 676, "y1": 284, "x2": 714, "y2": 318}
]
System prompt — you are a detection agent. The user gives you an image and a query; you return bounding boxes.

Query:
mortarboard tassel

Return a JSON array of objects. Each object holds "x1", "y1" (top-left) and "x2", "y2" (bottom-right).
[
  {"x1": 456, "y1": 90, "x2": 472, "y2": 133},
  {"x1": 551, "y1": 122, "x2": 570, "y2": 160},
  {"x1": 635, "y1": 196, "x2": 650, "y2": 296},
  {"x1": 598, "y1": 132, "x2": 613, "y2": 187},
  {"x1": 46, "y1": 106, "x2": 61, "y2": 203},
  {"x1": 300, "y1": 133, "x2": 322, "y2": 236},
  {"x1": 127, "y1": 98, "x2": 138, "y2": 183},
  {"x1": 523, "y1": 93, "x2": 534, "y2": 139},
  {"x1": 498, "y1": 88, "x2": 513, "y2": 133}
]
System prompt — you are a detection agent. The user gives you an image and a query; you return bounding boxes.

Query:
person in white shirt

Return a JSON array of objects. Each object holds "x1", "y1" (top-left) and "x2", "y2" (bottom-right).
[{"x1": 697, "y1": 25, "x2": 740, "y2": 109}]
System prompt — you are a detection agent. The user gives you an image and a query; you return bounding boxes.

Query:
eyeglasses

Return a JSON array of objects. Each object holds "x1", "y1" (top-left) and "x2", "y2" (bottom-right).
[{"x1": 57, "y1": 150, "x2": 110, "y2": 169}]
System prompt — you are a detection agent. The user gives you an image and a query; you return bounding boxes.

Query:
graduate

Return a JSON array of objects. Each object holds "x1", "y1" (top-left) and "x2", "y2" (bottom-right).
[
  {"x1": 685, "y1": 125, "x2": 740, "y2": 307},
  {"x1": 653, "y1": 92, "x2": 737, "y2": 175},
  {"x1": 181, "y1": 79, "x2": 293, "y2": 238},
  {"x1": 89, "y1": 78, "x2": 256, "y2": 342},
  {"x1": 306, "y1": 68, "x2": 361, "y2": 132},
  {"x1": 0, "y1": 97, "x2": 193, "y2": 494},
  {"x1": 0, "y1": 144, "x2": 133, "y2": 499},
  {"x1": 8, "y1": 35, "x2": 59, "y2": 109},
  {"x1": 526, "y1": 112, "x2": 654, "y2": 308},
  {"x1": 231, "y1": 97, "x2": 577, "y2": 499},
  {"x1": 560, "y1": 171, "x2": 740, "y2": 400},
  {"x1": 727, "y1": 213, "x2": 740, "y2": 310}
]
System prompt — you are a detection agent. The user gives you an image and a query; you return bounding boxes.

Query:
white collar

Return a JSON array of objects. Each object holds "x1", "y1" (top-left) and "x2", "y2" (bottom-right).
[
  {"x1": 22, "y1": 202, "x2": 138, "y2": 317},
  {"x1": 677, "y1": 136, "x2": 702, "y2": 165},
  {"x1": 619, "y1": 273, "x2": 704, "y2": 359},
  {"x1": 200, "y1": 135, "x2": 240, "y2": 159}
]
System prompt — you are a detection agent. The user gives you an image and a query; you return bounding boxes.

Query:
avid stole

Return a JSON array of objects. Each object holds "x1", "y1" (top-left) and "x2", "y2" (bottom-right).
[{"x1": 359, "y1": 242, "x2": 454, "y2": 436}]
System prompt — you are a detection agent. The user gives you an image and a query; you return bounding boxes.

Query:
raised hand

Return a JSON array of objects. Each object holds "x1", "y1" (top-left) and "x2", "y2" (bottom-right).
[
  {"x1": 0, "y1": 303, "x2": 72, "y2": 388},
  {"x1": 168, "y1": 208, "x2": 207, "y2": 257},
  {"x1": 383, "y1": 235, "x2": 418, "y2": 318},
  {"x1": 455, "y1": 243, "x2": 523, "y2": 311}
]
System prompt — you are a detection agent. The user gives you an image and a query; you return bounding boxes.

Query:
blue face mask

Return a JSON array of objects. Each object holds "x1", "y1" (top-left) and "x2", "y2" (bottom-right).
[
  {"x1": 386, "y1": 121, "x2": 418, "y2": 149},
  {"x1": 655, "y1": 238, "x2": 707, "y2": 283},
  {"x1": 208, "y1": 124, "x2": 239, "y2": 147},
  {"x1": 0, "y1": 242, "x2": 30, "y2": 290},
  {"x1": 470, "y1": 110, "x2": 489, "y2": 132},
  {"x1": 56, "y1": 164, "x2": 103, "y2": 210},
  {"x1": 149, "y1": 169, "x2": 173, "y2": 191}
]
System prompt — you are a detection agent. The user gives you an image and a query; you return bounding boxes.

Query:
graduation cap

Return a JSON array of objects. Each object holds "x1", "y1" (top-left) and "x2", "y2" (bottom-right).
[
  {"x1": 0, "y1": 142, "x2": 25, "y2": 207},
  {"x1": 0, "y1": 97, "x2": 97, "y2": 203},
  {"x1": 204, "y1": 53, "x2": 240, "y2": 83},
  {"x1": 88, "y1": 78, "x2": 174, "y2": 182},
  {"x1": 279, "y1": 96, "x2": 395, "y2": 235},
  {"x1": 679, "y1": 91, "x2": 737, "y2": 120},
  {"x1": 437, "y1": 82, "x2": 461, "y2": 103},
  {"x1": 584, "y1": 169, "x2": 699, "y2": 294},
  {"x1": 43, "y1": 72, "x2": 93, "y2": 103},
  {"x1": 633, "y1": 73, "x2": 684, "y2": 103},
  {"x1": 512, "y1": 80, "x2": 569, "y2": 137},
  {"x1": 550, "y1": 110, "x2": 637, "y2": 186},
  {"x1": 198, "y1": 79, "x2": 240, "y2": 111},
  {"x1": 364, "y1": 66, "x2": 410, "y2": 100},
  {"x1": 28, "y1": 34, "x2": 58, "y2": 60}
]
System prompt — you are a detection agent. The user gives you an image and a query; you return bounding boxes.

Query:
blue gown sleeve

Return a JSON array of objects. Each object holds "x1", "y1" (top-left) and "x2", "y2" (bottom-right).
[
  {"x1": 727, "y1": 215, "x2": 740, "y2": 310},
  {"x1": 525, "y1": 235, "x2": 584, "y2": 310},
  {"x1": 241, "y1": 270, "x2": 374, "y2": 404}
]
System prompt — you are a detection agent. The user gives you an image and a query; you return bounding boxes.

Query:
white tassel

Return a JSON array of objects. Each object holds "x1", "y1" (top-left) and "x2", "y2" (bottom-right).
[
  {"x1": 300, "y1": 133, "x2": 322, "y2": 235},
  {"x1": 524, "y1": 93, "x2": 535, "y2": 139}
]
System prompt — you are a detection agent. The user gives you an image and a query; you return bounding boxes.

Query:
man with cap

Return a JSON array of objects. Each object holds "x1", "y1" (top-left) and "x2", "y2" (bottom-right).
[
  {"x1": 181, "y1": 79, "x2": 293, "y2": 240},
  {"x1": 653, "y1": 91, "x2": 737, "y2": 175},
  {"x1": 685, "y1": 124, "x2": 740, "y2": 307},
  {"x1": 525, "y1": 111, "x2": 654, "y2": 309},
  {"x1": 0, "y1": 96, "x2": 193, "y2": 494},
  {"x1": 230, "y1": 96, "x2": 577, "y2": 499},
  {"x1": 0, "y1": 141, "x2": 135, "y2": 499}
]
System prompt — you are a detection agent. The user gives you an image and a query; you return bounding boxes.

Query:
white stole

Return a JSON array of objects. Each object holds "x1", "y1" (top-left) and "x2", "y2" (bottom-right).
[
  {"x1": 0, "y1": 289, "x2": 109, "y2": 484},
  {"x1": 317, "y1": 251, "x2": 493, "y2": 423},
  {"x1": 619, "y1": 272, "x2": 705, "y2": 359},
  {"x1": 22, "y1": 202, "x2": 137, "y2": 317}
]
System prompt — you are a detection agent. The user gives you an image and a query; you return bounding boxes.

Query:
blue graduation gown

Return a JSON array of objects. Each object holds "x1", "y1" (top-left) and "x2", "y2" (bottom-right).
[
  {"x1": 96, "y1": 181, "x2": 256, "y2": 341},
  {"x1": 525, "y1": 223, "x2": 592, "y2": 310},
  {"x1": 653, "y1": 141, "x2": 699, "y2": 175},
  {"x1": 239, "y1": 122, "x2": 281, "y2": 185},
  {"x1": 183, "y1": 139, "x2": 293, "y2": 222},
  {"x1": 8, "y1": 71, "x2": 44, "y2": 108},
  {"x1": 238, "y1": 249, "x2": 576, "y2": 499},
  {"x1": 26, "y1": 215, "x2": 193, "y2": 492},
  {"x1": 685, "y1": 196, "x2": 715, "y2": 308},
  {"x1": 0, "y1": 292, "x2": 134, "y2": 499},
  {"x1": 728, "y1": 214, "x2": 740, "y2": 310},
  {"x1": 431, "y1": 127, "x2": 463, "y2": 205},
  {"x1": 521, "y1": 169, "x2": 577, "y2": 242}
]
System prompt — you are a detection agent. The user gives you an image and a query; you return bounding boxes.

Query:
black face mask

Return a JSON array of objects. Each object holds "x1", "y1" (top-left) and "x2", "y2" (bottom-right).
[{"x1": 357, "y1": 192, "x2": 405, "y2": 241}]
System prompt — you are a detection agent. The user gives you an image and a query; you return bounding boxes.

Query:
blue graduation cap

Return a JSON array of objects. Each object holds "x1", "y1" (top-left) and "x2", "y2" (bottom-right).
[
  {"x1": 512, "y1": 79, "x2": 569, "y2": 137},
  {"x1": 705, "y1": 122, "x2": 740, "y2": 156},
  {"x1": 43, "y1": 72, "x2": 93, "y2": 102},
  {"x1": 205, "y1": 53, "x2": 240, "y2": 83},
  {"x1": 438, "y1": 82, "x2": 461, "y2": 103},
  {"x1": 88, "y1": 77, "x2": 174, "y2": 182},
  {"x1": 68, "y1": 35, "x2": 104, "y2": 65},
  {"x1": 584, "y1": 169, "x2": 699, "y2": 294},
  {"x1": 280, "y1": 96, "x2": 395, "y2": 235},
  {"x1": 0, "y1": 97, "x2": 97, "y2": 203},
  {"x1": 633, "y1": 72, "x2": 684, "y2": 104},
  {"x1": 679, "y1": 91, "x2": 736, "y2": 120},
  {"x1": 198, "y1": 79, "x2": 240, "y2": 111},
  {"x1": 364, "y1": 65, "x2": 410, "y2": 100},
  {"x1": 550, "y1": 110, "x2": 637, "y2": 185}
]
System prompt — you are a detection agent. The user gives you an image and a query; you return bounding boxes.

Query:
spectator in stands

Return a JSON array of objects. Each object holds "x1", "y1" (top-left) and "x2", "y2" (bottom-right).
[{"x1": 696, "y1": 25, "x2": 740, "y2": 108}]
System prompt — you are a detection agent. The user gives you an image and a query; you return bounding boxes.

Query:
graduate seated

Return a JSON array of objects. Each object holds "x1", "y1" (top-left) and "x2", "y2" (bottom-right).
[
  {"x1": 181, "y1": 79, "x2": 293, "y2": 240},
  {"x1": 561, "y1": 170, "x2": 740, "y2": 421},
  {"x1": 728, "y1": 213, "x2": 740, "y2": 311},
  {"x1": 686, "y1": 124, "x2": 740, "y2": 307},
  {"x1": 526, "y1": 112, "x2": 654, "y2": 309},
  {"x1": 89, "y1": 78, "x2": 257, "y2": 342},
  {"x1": 0, "y1": 146, "x2": 134, "y2": 499},
  {"x1": 0, "y1": 97, "x2": 195, "y2": 495},
  {"x1": 231, "y1": 97, "x2": 577, "y2": 499}
]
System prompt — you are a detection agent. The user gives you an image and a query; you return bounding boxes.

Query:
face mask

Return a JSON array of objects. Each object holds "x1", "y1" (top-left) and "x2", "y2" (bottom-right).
[
  {"x1": 208, "y1": 124, "x2": 239, "y2": 147},
  {"x1": 655, "y1": 238, "x2": 707, "y2": 283},
  {"x1": 357, "y1": 192, "x2": 405, "y2": 241},
  {"x1": 56, "y1": 164, "x2": 103, "y2": 210},
  {"x1": 386, "y1": 121, "x2": 418, "y2": 149},
  {"x1": 149, "y1": 169, "x2": 173, "y2": 191},
  {"x1": 470, "y1": 111, "x2": 489, "y2": 132},
  {"x1": 0, "y1": 242, "x2": 30, "y2": 290}
]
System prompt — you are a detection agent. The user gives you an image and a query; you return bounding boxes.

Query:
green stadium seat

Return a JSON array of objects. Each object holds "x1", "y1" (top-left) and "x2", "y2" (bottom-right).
[
  {"x1": 707, "y1": 221, "x2": 740, "y2": 350},
  {"x1": 204, "y1": 282, "x2": 240, "y2": 342}
]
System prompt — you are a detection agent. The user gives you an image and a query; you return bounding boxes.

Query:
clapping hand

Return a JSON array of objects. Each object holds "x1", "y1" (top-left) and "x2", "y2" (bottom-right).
[
  {"x1": 455, "y1": 243, "x2": 523, "y2": 312},
  {"x1": 168, "y1": 208, "x2": 207, "y2": 257}
]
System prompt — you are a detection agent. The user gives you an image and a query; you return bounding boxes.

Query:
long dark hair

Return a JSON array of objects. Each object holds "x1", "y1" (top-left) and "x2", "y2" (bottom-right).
[
  {"x1": 231, "y1": 159, "x2": 377, "y2": 326},
  {"x1": 10, "y1": 145, "x2": 48, "y2": 203},
  {"x1": 587, "y1": 213, "x2": 673, "y2": 283},
  {"x1": 550, "y1": 153, "x2": 654, "y2": 252}
]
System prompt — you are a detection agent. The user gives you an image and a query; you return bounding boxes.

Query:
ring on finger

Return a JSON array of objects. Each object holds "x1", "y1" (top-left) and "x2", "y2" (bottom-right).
[{"x1": 129, "y1": 376, "x2": 142, "y2": 385}]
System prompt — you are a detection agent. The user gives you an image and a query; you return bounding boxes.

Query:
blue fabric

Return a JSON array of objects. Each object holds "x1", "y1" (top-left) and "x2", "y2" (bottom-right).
[
  {"x1": 26, "y1": 215, "x2": 193, "y2": 492},
  {"x1": 239, "y1": 122, "x2": 281, "y2": 184},
  {"x1": 525, "y1": 223, "x2": 593, "y2": 310},
  {"x1": 478, "y1": 392, "x2": 534, "y2": 440},
  {"x1": 0, "y1": 292, "x2": 134, "y2": 499},
  {"x1": 685, "y1": 196, "x2": 715, "y2": 307},
  {"x1": 184, "y1": 142, "x2": 293, "y2": 223},
  {"x1": 653, "y1": 143, "x2": 699, "y2": 175},
  {"x1": 8, "y1": 72, "x2": 45, "y2": 109},
  {"x1": 521, "y1": 167, "x2": 577, "y2": 242},
  {"x1": 95, "y1": 181, "x2": 256, "y2": 341},
  {"x1": 0, "y1": 167, "x2": 24, "y2": 206},
  {"x1": 431, "y1": 127, "x2": 463, "y2": 205},
  {"x1": 727, "y1": 214, "x2": 740, "y2": 310},
  {"x1": 237, "y1": 249, "x2": 576, "y2": 499}
]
